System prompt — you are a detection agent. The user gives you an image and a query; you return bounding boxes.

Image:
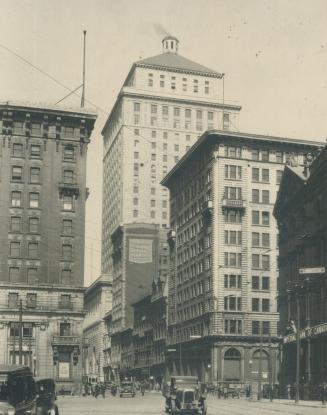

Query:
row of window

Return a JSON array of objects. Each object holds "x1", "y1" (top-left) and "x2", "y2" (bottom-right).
[
  {"x1": 223, "y1": 210, "x2": 271, "y2": 225},
  {"x1": 11, "y1": 166, "x2": 75, "y2": 184},
  {"x1": 147, "y1": 73, "x2": 210, "y2": 94},
  {"x1": 11, "y1": 191, "x2": 74, "y2": 210},
  {"x1": 9, "y1": 241, "x2": 74, "y2": 260},
  {"x1": 252, "y1": 298, "x2": 270, "y2": 312},
  {"x1": 8, "y1": 122, "x2": 79, "y2": 139},
  {"x1": 11, "y1": 142, "x2": 75, "y2": 160},
  {"x1": 224, "y1": 146, "x2": 297, "y2": 165},
  {"x1": 8, "y1": 292, "x2": 73, "y2": 311},
  {"x1": 223, "y1": 275, "x2": 270, "y2": 290},
  {"x1": 224, "y1": 252, "x2": 270, "y2": 270},
  {"x1": 10, "y1": 216, "x2": 73, "y2": 234},
  {"x1": 132, "y1": 210, "x2": 167, "y2": 220},
  {"x1": 224, "y1": 320, "x2": 270, "y2": 335},
  {"x1": 8, "y1": 267, "x2": 72, "y2": 284}
]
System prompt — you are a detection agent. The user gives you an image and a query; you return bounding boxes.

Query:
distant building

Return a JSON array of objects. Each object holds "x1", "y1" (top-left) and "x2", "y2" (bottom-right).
[
  {"x1": 110, "y1": 223, "x2": 169, "y2": 377},
  {"x1": 162, "y1": 130, "x2": 322, "y2": 388},
  {"x1": 101, "y1": 35, "x2": 241, "y2": 276},
  {"x1": 83, "y1": 274, "x2": 112, "y2": 382},
  {"x1": 131, "y1": 276, "x2": 167, "y2": 384},
  {"x1": 274, "y1": 147, "x2": 327, "y2": 398},
  {"x1": 0, "y1": 101, "x2": 96, "y2": 392}
]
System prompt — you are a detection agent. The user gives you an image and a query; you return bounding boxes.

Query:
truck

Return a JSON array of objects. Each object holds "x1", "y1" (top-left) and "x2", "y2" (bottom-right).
[{"x1": 162, "y1": 375, "x2": 207, "y2": 415}]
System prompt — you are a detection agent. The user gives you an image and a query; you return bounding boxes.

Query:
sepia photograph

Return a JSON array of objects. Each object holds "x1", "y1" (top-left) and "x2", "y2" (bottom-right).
[{"x1": 0, "y1": 0, "x2": 327, "y2": 413}]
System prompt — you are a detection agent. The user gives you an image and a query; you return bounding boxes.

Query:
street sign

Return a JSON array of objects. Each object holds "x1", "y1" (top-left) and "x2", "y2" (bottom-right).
[
  {"x1": 299, "y1": 267, "x2": 325, "y2": 274},
  {"x1": 167, "y1": 348, "x2": 177, "y2": 352}
]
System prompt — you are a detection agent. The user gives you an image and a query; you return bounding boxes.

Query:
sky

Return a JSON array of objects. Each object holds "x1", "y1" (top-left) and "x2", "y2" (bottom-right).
[{"x1": 1, "y1": 0, "x2": 327, "y2": 286}]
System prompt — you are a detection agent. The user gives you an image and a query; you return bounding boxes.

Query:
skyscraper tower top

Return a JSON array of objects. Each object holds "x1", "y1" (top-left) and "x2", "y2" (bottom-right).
[{"x1": 162, "y1": 35, "x2": 179, "y2": 54}]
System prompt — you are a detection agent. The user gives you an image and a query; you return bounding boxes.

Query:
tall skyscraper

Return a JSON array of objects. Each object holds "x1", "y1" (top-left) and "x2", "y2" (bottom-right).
[
  {"x1": 0, "y1": 102, "x2": 96, "y2": 391},
  {"x1": 101, "y1": 36, "x2": 241, "y2": 275}
]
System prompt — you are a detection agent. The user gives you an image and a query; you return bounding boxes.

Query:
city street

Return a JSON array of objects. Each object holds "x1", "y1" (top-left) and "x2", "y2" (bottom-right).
[{"x1": 57, "y1": 392, "x2": 327, "y2": 415}]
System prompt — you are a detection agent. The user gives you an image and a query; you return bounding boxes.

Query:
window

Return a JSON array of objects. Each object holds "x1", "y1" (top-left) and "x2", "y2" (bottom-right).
[
  {"x1": 262, "y1": 211, "x2": 270, "y2": 226},
  {"x1": 10, "y1": 242, "x2": 20, "y2": 257},
  {"x1": 12, "y1": 166, "x2": 23, "y2": 181},
  {"x1": 262, "y1": 255, "x2": 270, "y2": 270},
  {"x1": 262, "y1": 190, "x2": 270, "y2": 204},
  {"x1": 133, "y1": 198, "x2": 138, "y2": 206},
  {"x1": 148, "y1": 75, "x2": 153, "y2": 87},
  {"x1": 63, "y1": 170, "x2": 74, "y2": 184},
  {"x1": 224, "y1": 252, "x2": 242, "y2": 267},
  {"x1": 63, "y1": 145, "x2": 74, "y2": 161},
  {"x1": 252, "y1": 210, "x2": 259, "y2": 225},
  {"x1": 61, "y1": 269, "x2": 71, "y2": 285},
  {"x1": 224, "y1": 210, "x2": 242, "y2": 223},
  {"x1": 31, "y1": 123, "x2": 41, "y2": 136},
  {"x1": 134, "y1": 102, "x2": 140, "y2": 112},
  {"x1": 225, "y1": 146, "x2": 242, "y2": 158},
  {"x1": 63, "y1": 195, "x2": 73, "y2": 210},
  {"x1": 262, "y1": 276, "x2": 270, "y2": 290},
  {"x1": 262, "y1": 321, "x2": 270, "y2": 335},
  {"x1": 8, "y1": 293, "x2": 19, "y2": 308},
  {"x1": 225, "y1": 165, "x2": 242, "y2": 179},
  {"x1": 28, "y1": 242, "x2": 38, "y2": 258},
  {"x1": 276, "y1": 170, "x2": 283, "y2": 184},
  {"x1": 252, "y1": 298, "x2": 260, "y2": 312},
  {"x1": 62, "y1": 244, "x2": 72, "y2": 260},
  {"x1": 133, "y1": 210, "x2": 138, "y2": 218},
  {"x1": 11, "y1": 191, "x2": 21, "y2": 207},
  {"x1": 150, "y1": 211, "x2": 155, "y2": 219},
  {"x1": 29, "y1": 217, "x2": 39, "y2": 233},
  {"x1": 30, "y1": 145, "x2": 41, "y2": 158},
  {"x1": 60, "y1": 320, "x2": 71, "y2": 334},
  {"x1": 262, "y1": 233, "x2": 270, "y2": 247},
  {"x1": 26, "y1": 293, "x2": 37, "y2": 309},
  {"x1": 224, "y1": 322, "x2": 242, "y2": 335},
  {"x1": 276, "y1": 151, "x2": 283, "y2": 163},
  {"x1": 9, "y1": 267, "x2": 19, "y2": 283},
  {"x1": 29, "y1": 193, "x2": 39, "y2": 208},
  {"x1": 151, "y1": 104, "x2": 157, "y2": 114},
  {"x1": 262, "y1": 298, "x2": 270, "y2": 312},
  {"x1": 27, "y1": 268, "x2": 37, "y2": 284},
  {"x1": 174, "y1": 144, "x2": 179, "y2": 151},
  {"x1": 11, "y1": 216, "x2": 21, "y2": 232},
  {"x1": 160, "y1": 76, "x2": 165, "y2": 88},
  {"x1": 134, "y1": 129, "x2": 140, "y2": 136},
  {"x1": 224, "y1": 186, "x2": 242, "y2": 200},
  {"x1": 13, "y1": 143, "x2": 23, "y2": 157},
  {"x1": 252, "y1": 276, "x2": 260, "y2": 290},
  {"x1": 261, "y1": 150, "x2": 269, "y2": 161},
  {"x1": 252, "y1": 168, "x2": 259, "y2": 182},
  {"x1": 134, "y1": 152, "x2": 139, "y2": 159},
  {"x1": 150, "y1": 200, "x2": 155, "y2": 207},
  {"x1": 174, "y1": 107, "x2": 180, "y2": 117},
  {"x1": 205, "y1": 81, "x2": 210, "y2": 94},
  {"x1": 13, "y1": 121, "x2": 23, "y2": 134},
  {"x1": 225, "y1": 230, "x2": 242, "y2": 245},
  {"x1": 63, "y1": 219, "x2": 72, "y2": 234},
  {"x1": 262, "y1": 169, "x2": 269, "y2": 183},
  {"x1": 252, "y1": 149, "x2": 259, "y2": 161},
  {"x1": 252, "y1": 189, "x2": 259, "y2": 203},
  {"x1": 23, "y1": 322, "x2": 33, "y2": 338},
  {"x1": 252, "y1": 232, "x2": 260, "y2": 247},
  {"x1": 30, "y1": 167, "x2": 40, "y2": 183},
  {"x1": 252, "y1": 254, "x2": 260, "y2": 269},
  {"x1": 252, "y1": 321, "x2": 260, "y2": 335},
  {"x1": 223, "y1": 113, "x2": 230, "y2": 130}
]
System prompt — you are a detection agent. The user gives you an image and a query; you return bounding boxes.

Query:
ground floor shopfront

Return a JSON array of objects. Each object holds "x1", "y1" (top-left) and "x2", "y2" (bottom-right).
[
  {"x1": 281, "y1": 329, "x2": 327, "y2": 399},
  {"x1": 166, "y1": 335, "x2": 280, "y2": 393}
]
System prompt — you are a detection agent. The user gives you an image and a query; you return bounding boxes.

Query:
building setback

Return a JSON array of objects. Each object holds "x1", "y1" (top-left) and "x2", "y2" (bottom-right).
[
  {"x1": 274, "y1": 146, "x2": 327, "y2": 399},
  {"x1": 0, "y1": 102, "x2": 96, "y2": 392},
  {"x1": 162, "y1": 130, "x2": 322, "y2": 389}
]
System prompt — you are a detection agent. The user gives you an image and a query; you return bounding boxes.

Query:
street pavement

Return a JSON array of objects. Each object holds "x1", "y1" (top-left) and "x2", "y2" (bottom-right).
[{"x1": 57, "y1": 392, "x2": 327, "y2": 415}]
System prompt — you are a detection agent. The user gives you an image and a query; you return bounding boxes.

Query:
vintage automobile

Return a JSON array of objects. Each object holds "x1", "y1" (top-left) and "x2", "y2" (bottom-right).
[
  {"x1": 163, "y1": 376, "x2": 207, "y2": 415},
  {"x1": 0, "y1": 364, "x2": 37, "y2": 415},
  {"x1": 35, "y1": 377, "x2": 59, "y2": 415},
  {"x1": 119, "y1": 380, "x2": 135, "y2": 398}
]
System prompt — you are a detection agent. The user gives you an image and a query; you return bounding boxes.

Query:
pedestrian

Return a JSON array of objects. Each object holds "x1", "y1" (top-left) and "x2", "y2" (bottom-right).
[
  {"x1": 94, "y1": 383, "x2": 100, "y2": 398},
  {"x1": 321, "y1": 382, "x2": 327, "y2": 405},
  {"x1": 140, "y1": 381, "x2": 145, "y2": 396},
  {"x1": 101, "y1": 383, "x2": 106, "y2": 399}
]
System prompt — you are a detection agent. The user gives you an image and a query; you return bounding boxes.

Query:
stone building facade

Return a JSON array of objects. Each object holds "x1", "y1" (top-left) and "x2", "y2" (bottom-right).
[
  {"x1": 83, "y1": 274, "x2": 112, "y2": 382},
  {"x1": 162, "y1": 130, "x2": 322, "y2": 391},
  {"x1": 0, "y1": 102, "x2": 96, "y2": 392},
  {"x1": 274, "y1": 146, "x2": 327, "y2": 399}
]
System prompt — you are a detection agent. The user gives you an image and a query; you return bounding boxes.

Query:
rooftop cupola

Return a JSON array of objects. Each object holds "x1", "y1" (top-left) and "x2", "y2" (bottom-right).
[{"x1": 162, "y1": 35, "x2": 179, "y2": 54}]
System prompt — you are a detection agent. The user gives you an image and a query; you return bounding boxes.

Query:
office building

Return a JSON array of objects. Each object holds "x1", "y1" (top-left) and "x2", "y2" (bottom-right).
[
  {"x1": 274, "y1": 146, "x2": 327, "y2": 399},
  {"x1": 162, "y1": 130, "x2": 321, "y2": 390},
  {"x1": 0, "y1": 101, "x2": 96, "y2": 392}
]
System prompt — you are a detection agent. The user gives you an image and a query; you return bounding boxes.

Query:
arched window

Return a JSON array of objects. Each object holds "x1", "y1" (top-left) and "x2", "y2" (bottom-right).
[
  {"x1": 252, "y1": 349, "x2": 269, "y2": 374},
  {"x1": 224, "y1": 348, "x2": 241, "y2": 381}
]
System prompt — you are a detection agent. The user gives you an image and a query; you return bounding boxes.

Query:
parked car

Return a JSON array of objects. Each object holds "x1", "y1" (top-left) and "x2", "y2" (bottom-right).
[
  {"x1": 0, "y1": 364, "x2": 37, "y2": 415},
  {"x1": 119, "y1": 381, "x2": 135, "y2": 398},
  {"x1": 35, "y1": 377, "x2": 59, "y2": 415}
]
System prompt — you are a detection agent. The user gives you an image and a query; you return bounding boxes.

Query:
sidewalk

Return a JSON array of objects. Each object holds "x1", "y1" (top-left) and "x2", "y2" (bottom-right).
[{"x1": 259, "y1": 398, "x2": 326, "y2": 408}]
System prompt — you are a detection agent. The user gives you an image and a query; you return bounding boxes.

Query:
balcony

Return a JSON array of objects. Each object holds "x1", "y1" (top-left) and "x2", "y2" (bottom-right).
[
  {"x1": 222, "y1": 198, "x2": 245, "y2": 211},
  {"x1": 58, "y1": 182, "x2": 79, "y2": 198},
  {"x1": 52, "y1": 335, "x2": 80, "y2": 346},
  {"x1": 202, "y1": 200, "x2": 213, "y2": 216},
  {"x1": 58, "y1": 301, "x2": 73, "y2": 310},
  {"x1": 167, "y1": 230, "x2": 176, "y2": 249}
]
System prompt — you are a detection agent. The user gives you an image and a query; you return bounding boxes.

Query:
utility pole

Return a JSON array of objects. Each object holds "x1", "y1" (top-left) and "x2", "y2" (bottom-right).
[
  {"x1": 295, "y1": 291, "x2": 300, "y2": 403},
  {"x1": 179, "y1": 342, "x2": 182, "y2": 375},
  {"x1": 18, "y1": 299, "x2": 23, "y2": 364},
  {"x1": 258, "y1": 329, "x2": 263, "y2": 400},
  {"x1": 81, "y1": 30, "x2": 86, "y2": 108}
]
